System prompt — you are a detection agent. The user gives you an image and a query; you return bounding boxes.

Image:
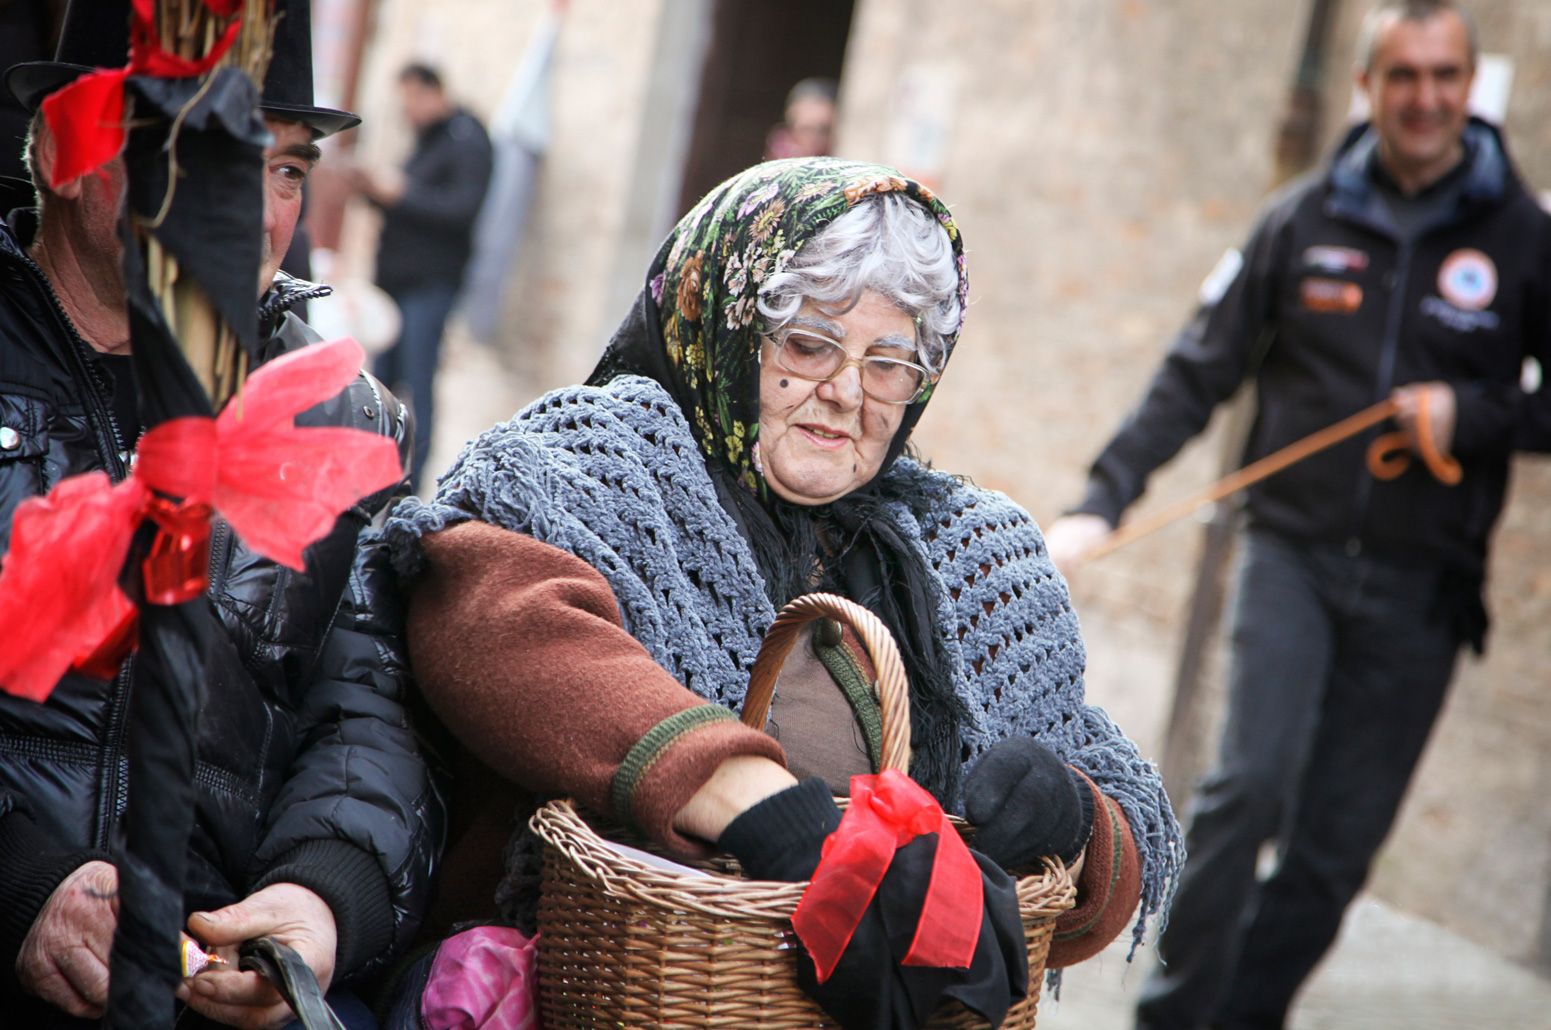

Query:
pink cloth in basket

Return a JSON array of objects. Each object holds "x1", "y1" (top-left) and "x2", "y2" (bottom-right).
[{"x1": 421, "y1": 926, "x2": 538, "y2": 1030}]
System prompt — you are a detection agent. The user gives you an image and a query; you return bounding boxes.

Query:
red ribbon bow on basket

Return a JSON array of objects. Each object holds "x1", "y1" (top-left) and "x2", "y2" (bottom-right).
[
  {"x1": 0, "y1": 338, "x2": 403, "y2": 702},
  {"x1": 792, "y1": 769, "x2": 984, "y2": 984},
  {"x1": 41, "y1": 0, "x2": 246, "y2": 188}
]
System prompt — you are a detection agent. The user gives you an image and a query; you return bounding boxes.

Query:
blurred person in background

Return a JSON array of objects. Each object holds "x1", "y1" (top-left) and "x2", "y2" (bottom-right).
[
  {"x1": 1044, "y1": 3, "x2": 1551, "y2": 1027},
  {"x1": 763, "y1": 76, "x2": 837, "y2": 160},
  {"x1": 351, "y1": 62, "x2": 492, "y2": 492}
]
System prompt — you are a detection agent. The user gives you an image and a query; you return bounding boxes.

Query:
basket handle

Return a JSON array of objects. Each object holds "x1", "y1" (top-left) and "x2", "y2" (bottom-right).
[{"x1": 741, "y1": 593, "x2": 912, "y2": 773}]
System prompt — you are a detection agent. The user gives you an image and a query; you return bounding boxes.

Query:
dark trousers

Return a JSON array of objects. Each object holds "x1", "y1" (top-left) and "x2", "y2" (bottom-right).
[
  {"x1": 1136, "y1": 528, "x2": 1458, "y2": 1030},
  {"x1": 375, "y1": 283, "x2": 459, "y2": 491}
]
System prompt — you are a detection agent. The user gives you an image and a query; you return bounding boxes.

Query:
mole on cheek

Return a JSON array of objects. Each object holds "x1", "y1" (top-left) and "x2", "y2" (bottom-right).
[{"x1": 780, "y1": 379, "x2": 789, "y2": 388}]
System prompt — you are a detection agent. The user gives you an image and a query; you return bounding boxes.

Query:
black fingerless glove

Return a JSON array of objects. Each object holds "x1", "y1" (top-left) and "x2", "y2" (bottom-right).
[
  {"x1": 719, "y1": 779, "x2": 1028, "y2": 1030},
  {"x1": 964, "y1": 736, "x2": 1096, "y2": 870}
]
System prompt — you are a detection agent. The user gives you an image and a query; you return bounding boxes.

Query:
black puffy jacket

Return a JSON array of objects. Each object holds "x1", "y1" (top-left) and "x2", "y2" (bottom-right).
[{"x1": 0, "y1": 211, "x2": 445, "y2": 997}]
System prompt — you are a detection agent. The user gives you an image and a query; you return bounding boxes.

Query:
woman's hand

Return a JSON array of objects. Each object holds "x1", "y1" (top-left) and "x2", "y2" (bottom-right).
[
  {"x1": 964, "y1": 737, "x2": 1095, "y2": 870},
  {"x1": 673, "y1": 754, "x2": 798, "y2": 842}
]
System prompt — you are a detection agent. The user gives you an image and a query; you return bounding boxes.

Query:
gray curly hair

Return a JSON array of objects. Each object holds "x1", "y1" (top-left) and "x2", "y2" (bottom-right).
[{"x1": 756, "y1": 193, "x2": 961, "y2": 376}]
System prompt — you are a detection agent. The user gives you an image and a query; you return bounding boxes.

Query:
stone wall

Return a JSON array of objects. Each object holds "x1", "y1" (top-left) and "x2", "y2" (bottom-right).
[{"x1": 345, "y1": 0, "x2": 677, "y2": 393}]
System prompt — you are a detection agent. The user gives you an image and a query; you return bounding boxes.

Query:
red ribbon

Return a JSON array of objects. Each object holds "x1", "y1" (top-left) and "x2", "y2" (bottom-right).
[
  {"x1": 791, "y1": 769, "x2": 984, "y2": 984},
  {"x1": 40, "y1": 0, "x2": 244, "y2": 187},
  {"x1": 0, "y1": 338, "x2": 404, "y2": 702}
]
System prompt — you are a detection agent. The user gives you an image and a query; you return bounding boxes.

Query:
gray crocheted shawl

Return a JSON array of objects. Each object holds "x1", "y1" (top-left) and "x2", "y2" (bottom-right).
[{"x1": 385, "y1": 375, "x2": 1180, "y2": 950}]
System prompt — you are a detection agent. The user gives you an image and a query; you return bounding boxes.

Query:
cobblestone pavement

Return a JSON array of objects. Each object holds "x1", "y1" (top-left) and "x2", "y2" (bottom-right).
[{"x1": 426, "y1": 329, "x2": 1551, "y2": 1030}]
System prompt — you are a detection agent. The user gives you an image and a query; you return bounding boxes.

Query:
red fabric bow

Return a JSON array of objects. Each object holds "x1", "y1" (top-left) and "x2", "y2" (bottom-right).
[
  {"x1": 40, "y1": 0, "x2": 244, "y2": 187},
  {"x1": 0, "y1": 338, "x2": 404, "y2": 702},
  {"x1": 792, "y1": 769, "x2": 984, "y2": 984}
]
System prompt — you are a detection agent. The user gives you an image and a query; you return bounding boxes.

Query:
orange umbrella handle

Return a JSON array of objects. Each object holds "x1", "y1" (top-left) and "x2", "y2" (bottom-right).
[
  {"x1": 1365, "y1": 431, "x2": 1413, "y2": 481},
  {"x1": 1365, "y1": 389, "x2": 1462, "y2": 485}
]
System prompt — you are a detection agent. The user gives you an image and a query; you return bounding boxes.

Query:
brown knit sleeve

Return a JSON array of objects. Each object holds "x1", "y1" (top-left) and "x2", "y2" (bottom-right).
[
  {"x1": 1045, "y1": 771, "x2": 1144, "y2": 968},
  {"x1": 407, "y1": 521, "x2": 786, "y2": 854}
]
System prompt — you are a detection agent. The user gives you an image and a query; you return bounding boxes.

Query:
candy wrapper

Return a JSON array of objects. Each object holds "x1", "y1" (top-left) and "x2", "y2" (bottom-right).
[{"x1": 180, "y1": 936, "x2": 228, "y2": 978}]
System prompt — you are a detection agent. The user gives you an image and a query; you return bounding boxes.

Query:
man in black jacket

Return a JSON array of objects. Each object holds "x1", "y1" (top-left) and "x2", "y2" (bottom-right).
[
  {"x1": 352, "y1": 63, "x2": 493, "y2": 491},
  {"x1": 1045, "y1": 3, "x2": 1551, "y2": 1028},
  {"x1": 0, "y1": 3, "x2": 443, "y2": 1026}
]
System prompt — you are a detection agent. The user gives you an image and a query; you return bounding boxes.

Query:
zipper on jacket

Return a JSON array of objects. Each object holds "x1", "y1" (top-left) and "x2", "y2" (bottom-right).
[
  {"x1": 1346, "y1": 240, "x2": 1414, "y2": 549},
  {"x1": 17, "y1": 252, "x2": 129, "y2": 480},
  {"x1": 207, "y1": 520, "x2": 230, "y2": 597},
  {"x1": 4, "y1": 251, "x2": 136, "y2": 846},
  {"x1": 94, "y1": 660, "x2": 134, "y2": 848},
  {"x1": 257, "y1": 275, "x2": 331, "y2": 334}
]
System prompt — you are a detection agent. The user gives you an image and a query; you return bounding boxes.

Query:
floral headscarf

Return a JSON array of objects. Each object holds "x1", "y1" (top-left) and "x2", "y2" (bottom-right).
[
  {"x1": 591, "y1": 158, "x2": 974, "y2": 804},
  {"x1": 594, "y1": 158, "x2": 968, "y2": 498}
]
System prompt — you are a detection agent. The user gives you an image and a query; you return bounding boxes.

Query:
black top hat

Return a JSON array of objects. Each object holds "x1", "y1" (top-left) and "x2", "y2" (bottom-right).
[{"x1": 5, "y1": 0, "x2": 360, "y2": 138}]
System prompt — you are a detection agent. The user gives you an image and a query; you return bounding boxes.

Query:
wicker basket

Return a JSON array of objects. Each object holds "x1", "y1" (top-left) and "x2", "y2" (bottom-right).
[{"x1": 531, "y1": 593, "x2": 1077, "y2": 1027}]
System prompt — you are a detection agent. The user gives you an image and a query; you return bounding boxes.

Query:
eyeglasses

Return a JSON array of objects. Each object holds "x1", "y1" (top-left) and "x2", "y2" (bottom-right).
[{"x1": 765, "y1": 327, "x2": 934, "y2": 405}]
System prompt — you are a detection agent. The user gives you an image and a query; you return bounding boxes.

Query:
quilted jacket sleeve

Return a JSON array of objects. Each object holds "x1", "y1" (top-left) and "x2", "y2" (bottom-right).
[{"x1": 250, "y1": 533, "x2": 448, "y2": 979}]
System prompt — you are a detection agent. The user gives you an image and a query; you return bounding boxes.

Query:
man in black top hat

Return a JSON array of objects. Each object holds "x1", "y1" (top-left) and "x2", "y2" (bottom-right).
[{"x1": 0, "y1": 2, "x2": 442, "y2": 1026}]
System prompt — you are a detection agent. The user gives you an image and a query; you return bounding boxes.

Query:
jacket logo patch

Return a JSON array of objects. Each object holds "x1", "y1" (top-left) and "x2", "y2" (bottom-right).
[
  {"x1": 1437, "y1": 249, "x2": 1497, "y2": 310},
  {"x1": 1299, "y1": 277, "x2": 1363, "y2": 314},
  {"x1": 1302, "y1": 246, "x2": 1369, "y2": 274}
]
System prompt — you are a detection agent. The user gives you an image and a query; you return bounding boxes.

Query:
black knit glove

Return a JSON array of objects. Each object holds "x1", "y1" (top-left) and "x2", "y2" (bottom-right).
[
  {"x1": 719, "y1": 779, "x2": 1027, "y2": 1029},
  {"x1": 964, "y1": 737, "x2": 1096, "y2": 870},
  {"x1": 718, "y1": 778, "x2": 841, "y2": 882}
]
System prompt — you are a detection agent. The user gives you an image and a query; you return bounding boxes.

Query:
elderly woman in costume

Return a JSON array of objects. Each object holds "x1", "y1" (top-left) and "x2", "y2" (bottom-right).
[{"x1": 385, "y1": 159, "x2": 1181, "y2": 1027}]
